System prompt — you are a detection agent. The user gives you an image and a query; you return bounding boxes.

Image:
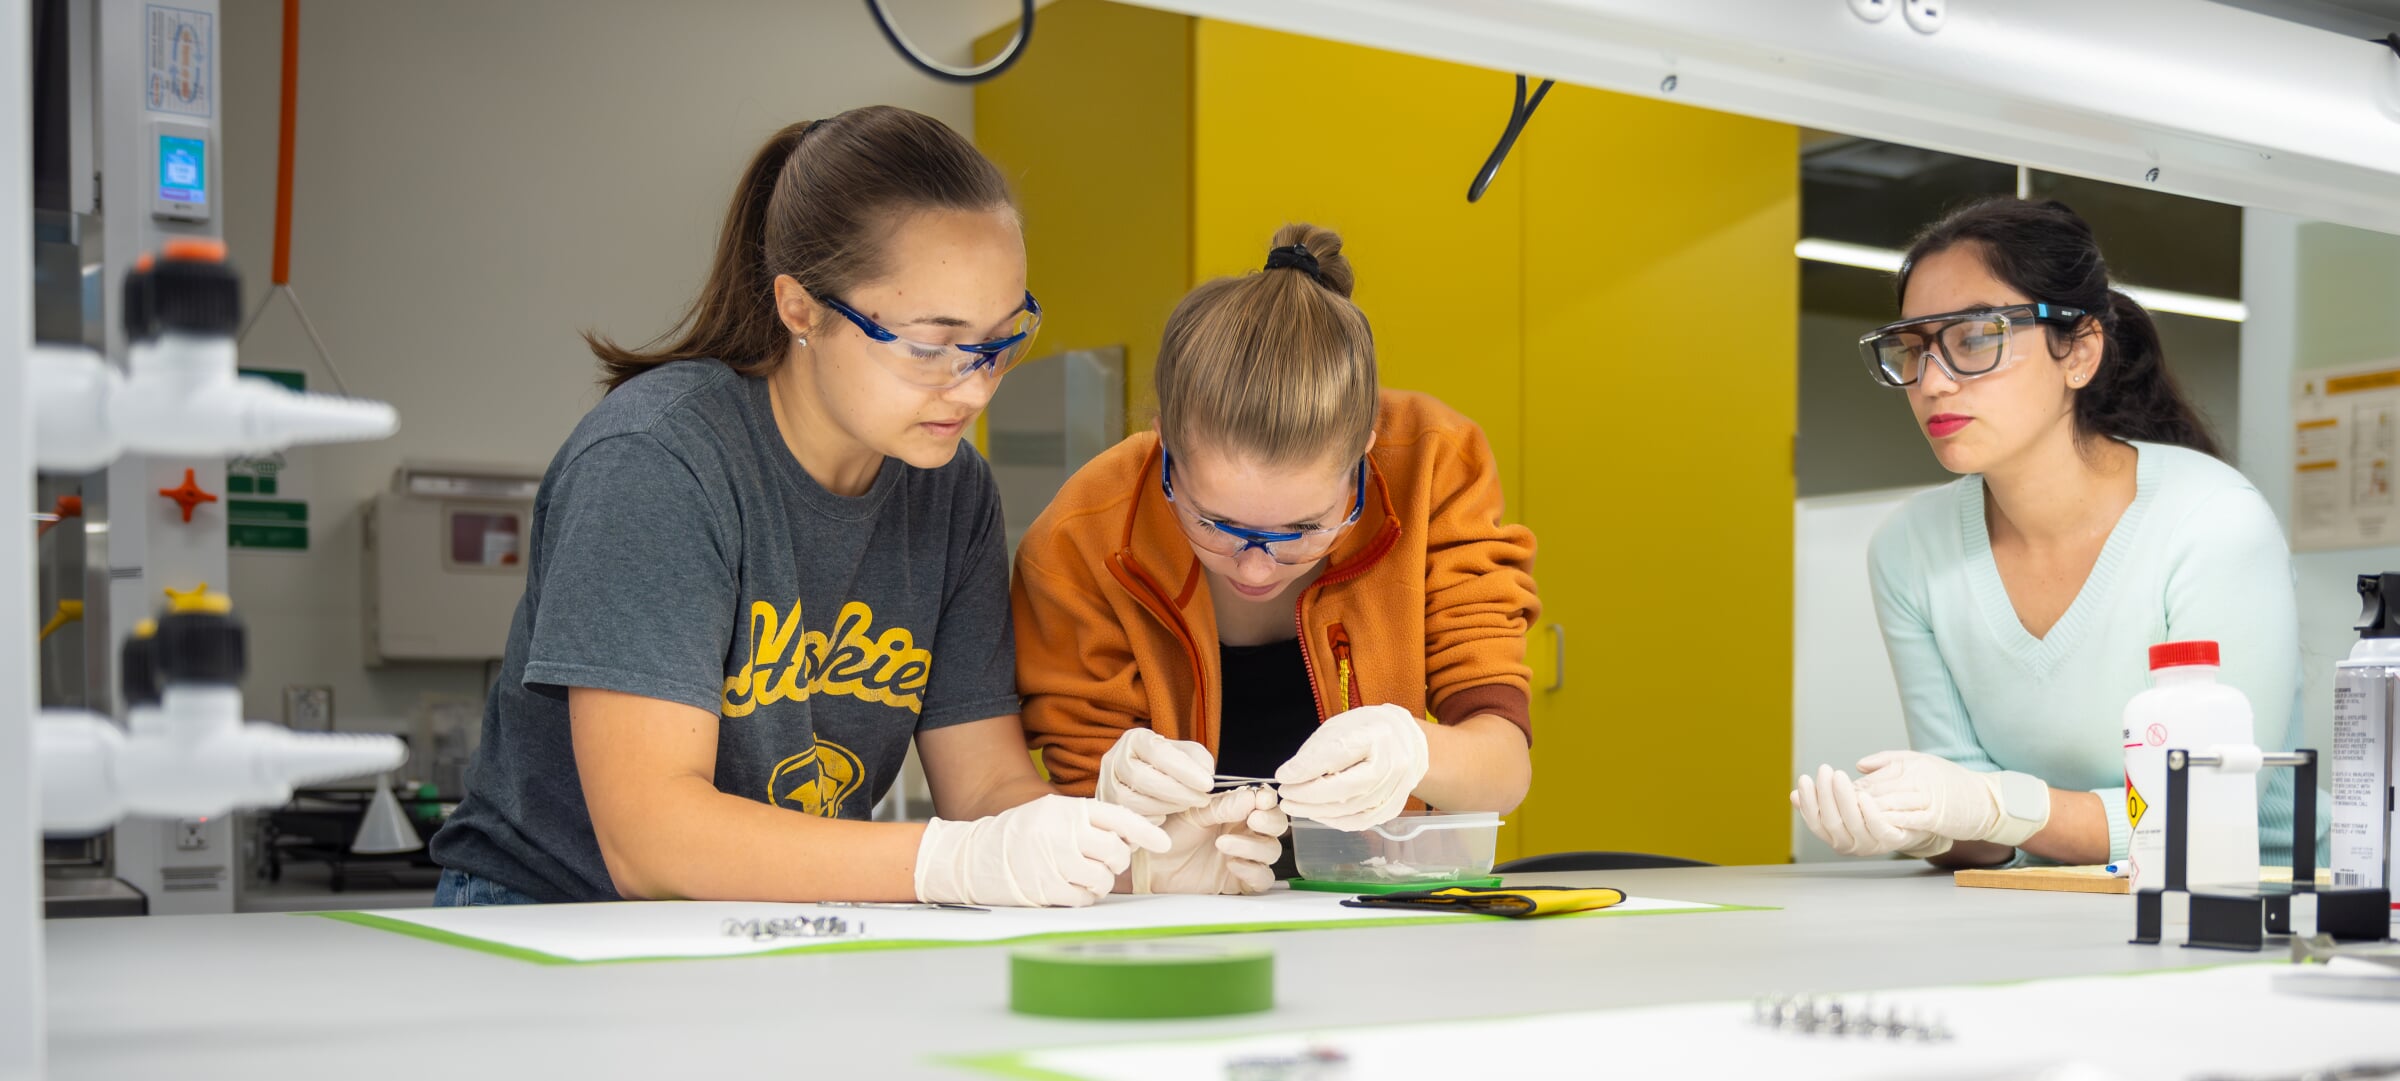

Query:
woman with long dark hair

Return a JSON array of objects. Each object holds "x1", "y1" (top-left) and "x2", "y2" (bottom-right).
[
  {"x1": 430, "y1": 107, "x2": 1167, "y2": 906},
  {"x1": 1794, "y1": 197, "x2": 2321, "y2": 869}
]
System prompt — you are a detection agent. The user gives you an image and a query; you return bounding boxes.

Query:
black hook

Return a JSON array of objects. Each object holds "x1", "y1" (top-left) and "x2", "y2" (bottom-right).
[
  {"x1": 863, "y1": 0, "x2": 1035, "y2": 85},
  {"x1": 1467, "y1": 74, "x2": 1556, "y2": 204}
]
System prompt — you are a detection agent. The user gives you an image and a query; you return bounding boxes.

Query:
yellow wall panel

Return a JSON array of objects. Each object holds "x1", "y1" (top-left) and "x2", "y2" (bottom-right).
[
  {"x1": 976, "y1": 1, "x2": 1192, "y2": 424},
  {"x1": 1518, "y1": 86, "x2": 1798, "y2": 865},
  {"x1": 1189, "y1": 21, "x2": 1525, "y2": 511},
  {"x1": 979, "y1": 8, "x2": 1799, "y2": 868}
]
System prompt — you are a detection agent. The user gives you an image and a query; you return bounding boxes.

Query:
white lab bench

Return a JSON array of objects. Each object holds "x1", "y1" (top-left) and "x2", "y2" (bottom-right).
[{"x1": 41, "y1": 862, "x2": 2237, "y2": 1079}]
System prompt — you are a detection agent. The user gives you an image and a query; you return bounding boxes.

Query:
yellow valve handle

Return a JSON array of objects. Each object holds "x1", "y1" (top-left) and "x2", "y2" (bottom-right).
[
  {"x1": 163, "y1": 582, "x2": 233, "y2": 615},
  {"x1": 38, "y1": 599, "x2": 85, "y2": 642}
]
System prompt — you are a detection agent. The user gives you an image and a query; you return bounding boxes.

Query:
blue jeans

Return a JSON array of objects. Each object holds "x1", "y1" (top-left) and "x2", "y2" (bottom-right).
[{"x1": 434, "y1": 868, "x2": 545, "y2": 906}]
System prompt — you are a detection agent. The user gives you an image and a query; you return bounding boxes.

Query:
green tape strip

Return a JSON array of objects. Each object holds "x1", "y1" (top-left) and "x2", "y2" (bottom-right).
[{"x1": 1011, "y1": 942, "x2": 1273, "y2": 1019}]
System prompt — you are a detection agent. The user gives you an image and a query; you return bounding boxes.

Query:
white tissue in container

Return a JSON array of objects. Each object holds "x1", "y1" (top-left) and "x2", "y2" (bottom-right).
[{"x1": 1290, "y1": 811, "x2": 1502, "y2": 884}]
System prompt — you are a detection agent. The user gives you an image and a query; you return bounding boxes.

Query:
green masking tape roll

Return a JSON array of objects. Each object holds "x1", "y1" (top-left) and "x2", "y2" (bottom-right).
[{"x1": 1009, "y1": 941, "x2": 1274, "y2": 1019}]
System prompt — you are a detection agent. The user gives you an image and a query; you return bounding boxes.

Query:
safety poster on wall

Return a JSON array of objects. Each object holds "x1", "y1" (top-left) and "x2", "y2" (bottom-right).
[{"x1": 2294, "y1": 359, "x2": 2400, "y2": 552}]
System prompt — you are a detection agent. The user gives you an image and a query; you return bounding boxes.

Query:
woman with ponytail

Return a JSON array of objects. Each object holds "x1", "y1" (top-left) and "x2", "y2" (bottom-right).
[
  {"x1": 1013, "y1": 224, "x2": 1538, "y2": 893},
  {"x1": 430, "y1": 106, "x2": 1169, "y2": 906},
  {"x1": 1793, "y1": 197, "x2": 2324, "y2": 869}
]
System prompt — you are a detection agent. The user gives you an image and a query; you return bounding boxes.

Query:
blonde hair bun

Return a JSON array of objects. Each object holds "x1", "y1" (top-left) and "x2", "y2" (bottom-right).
[
  {"x1": 1266, "y1": 222, "x2": 1357, "y2": 299},
  {"x1": 1153, "y1": 222, "x2": 1377, "y2": 467}
]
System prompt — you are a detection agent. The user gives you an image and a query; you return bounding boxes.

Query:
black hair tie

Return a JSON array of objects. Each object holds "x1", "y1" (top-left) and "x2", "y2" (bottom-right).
[{"x1": 1264, "y1": 244, "x2": 1324, "y2": 285}]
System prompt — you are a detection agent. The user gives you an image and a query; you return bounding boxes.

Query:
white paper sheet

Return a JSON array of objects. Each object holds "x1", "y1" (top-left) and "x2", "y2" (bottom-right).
[
  {"x1": 987, "y1": 964, "x2": 2400, "y2": 1081},
  {"x1": 345, "y1": 889, "x2": 1730, "y2": 963}
]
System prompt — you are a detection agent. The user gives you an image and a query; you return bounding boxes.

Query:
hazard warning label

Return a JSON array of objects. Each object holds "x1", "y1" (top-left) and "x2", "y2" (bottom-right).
[{"x1": 2126, "y1": 773, "x2": 2147, "y2": 830}]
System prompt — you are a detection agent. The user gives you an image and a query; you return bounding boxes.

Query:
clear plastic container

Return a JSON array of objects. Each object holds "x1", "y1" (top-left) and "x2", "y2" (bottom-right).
[{"x1": 1289, "y1": 811, "x2": 1503, "y2": 885}]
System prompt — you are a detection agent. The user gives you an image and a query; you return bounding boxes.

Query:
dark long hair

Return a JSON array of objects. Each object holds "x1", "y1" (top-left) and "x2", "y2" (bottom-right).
[
  {"x1": 588, "y1": 106, "x2": 1013, "y2": 391},
  {"x1": 1896, "y1": 197, "x2": 2218, "y2": 457}
]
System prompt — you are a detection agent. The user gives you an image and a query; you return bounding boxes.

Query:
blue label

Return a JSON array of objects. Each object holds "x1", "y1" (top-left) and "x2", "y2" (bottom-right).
[{"x1": 158, "y1": 135, "x2": 206, "y2": 203}]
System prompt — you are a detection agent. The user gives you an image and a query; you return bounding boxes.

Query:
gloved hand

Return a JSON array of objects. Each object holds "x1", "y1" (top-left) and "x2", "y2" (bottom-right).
[
  {"x1": 914, "y1": 794, "x2": 1172, "y2": 908},
  {"x1": 1274, "y1": 703, "x2": 1431, "y2": 831},
  {"x1": 1792, "y1": 763, "x2": 1951, "y2": 859},
  {"x1": 1855, "y1": 750, "x2": 2050, "y2": 848},
  {"x1": 1133, "y1": 786, "x2": 1289, "y2": 896},
  {"x1": 1094, "y1": 727, "x2": 1215, "y2": 818}
]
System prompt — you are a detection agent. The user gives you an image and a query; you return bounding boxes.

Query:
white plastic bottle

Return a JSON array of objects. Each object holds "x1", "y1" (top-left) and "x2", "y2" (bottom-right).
[{"x1": 2122, "y1": 641, "x2": 2261, "y2": 893}]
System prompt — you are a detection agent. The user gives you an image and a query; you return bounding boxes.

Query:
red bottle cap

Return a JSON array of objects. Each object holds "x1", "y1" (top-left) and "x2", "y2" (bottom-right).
[{"x1": 2148, "y1": 640, "x2": 2220, "y2": 670}]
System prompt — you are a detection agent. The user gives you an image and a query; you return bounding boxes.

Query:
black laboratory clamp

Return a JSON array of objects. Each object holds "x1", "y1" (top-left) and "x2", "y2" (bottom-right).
[{"x1": 2132, "y1": 747, "x2": 2391, "y2": 951}]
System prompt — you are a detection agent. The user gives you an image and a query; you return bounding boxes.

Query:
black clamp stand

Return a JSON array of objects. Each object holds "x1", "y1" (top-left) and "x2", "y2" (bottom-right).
[{"x1": 2133, "y1": 748, "x2": 2391, "y2": 950}]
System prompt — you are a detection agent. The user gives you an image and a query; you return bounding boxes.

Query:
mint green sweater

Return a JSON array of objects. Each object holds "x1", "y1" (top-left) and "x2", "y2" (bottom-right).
[{"x1": 1868, "y1": 442, "x2": 2322, "y2": 864}]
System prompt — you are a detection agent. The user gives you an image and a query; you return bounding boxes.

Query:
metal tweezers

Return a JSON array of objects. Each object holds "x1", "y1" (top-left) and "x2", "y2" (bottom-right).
[
  {"x1": 1210, "y1": 774, "x2": 1280, "y2": 791},
  {"x1": 816, "y1": 901, "x2": 990, "y2": 913}
]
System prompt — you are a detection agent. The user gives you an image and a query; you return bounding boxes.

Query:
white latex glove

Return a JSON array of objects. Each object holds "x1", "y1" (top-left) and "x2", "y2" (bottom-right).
[
  {"x1": 1094, "y1": 727, "x2": 1215, "y2": 818},
  {"x1": 1133, "y1": 786, "x2": 1289, "y2": 896},
  {"x1": 914, "y1": 795, "x2": 1172, "y2": 908},
  {"x1": 1854, "y1": 749, "x2": 2049, "y2": 848},
  {"x1": 1274, "y1": 703, "x2": 1431, "y2": 831},
  {"x1": 1792, "y1": 764, "x2": 1951, "y2": 859}
]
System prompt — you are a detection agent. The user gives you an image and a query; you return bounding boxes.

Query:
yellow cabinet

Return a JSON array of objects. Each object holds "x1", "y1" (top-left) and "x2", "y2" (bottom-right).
[
  {"x1": 980, "y1": 2, "x2": 1796, "y2": 865},
  {"x1": 1517, "y1": 89, "x2": 1799, "y2": 866}
]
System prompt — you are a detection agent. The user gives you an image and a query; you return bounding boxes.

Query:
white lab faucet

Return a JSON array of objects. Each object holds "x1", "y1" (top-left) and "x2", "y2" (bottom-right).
[
  {"x1": 22, "y1": 245, "x2": 408, "y2": 843},
  {"x1": 37, "y1": 595, "x2": 407, "y2": 834},
  {"x1": 30, "y1": 242, "x2": 395, "y2": 472}
]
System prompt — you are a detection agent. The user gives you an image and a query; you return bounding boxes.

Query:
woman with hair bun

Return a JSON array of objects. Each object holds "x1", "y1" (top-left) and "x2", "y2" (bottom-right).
[{"x1": 1014, "y1": 223, "x2": 1538, "y2": 893}]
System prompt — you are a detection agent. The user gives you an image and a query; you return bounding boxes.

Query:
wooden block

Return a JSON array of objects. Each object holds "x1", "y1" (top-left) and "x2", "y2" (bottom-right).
[
  {"x1": 1954, "y1": 865, "x2": 2333, "y2": 894},
  {"x1": 1954, "y1": 866, "x2": 2130, "y2": 895}
]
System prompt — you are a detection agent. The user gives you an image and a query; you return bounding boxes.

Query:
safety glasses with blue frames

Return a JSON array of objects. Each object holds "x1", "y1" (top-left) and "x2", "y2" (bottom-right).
[
  {"x1": 819, "y1": 291, "x2": 1043, "y2": 389},
  {"x1": 1859, "y1": 303, "x2": 2087, "y2": 388},
  {"x1": 1160, "y1": 448, "x2": 1366, "y2": 565}
]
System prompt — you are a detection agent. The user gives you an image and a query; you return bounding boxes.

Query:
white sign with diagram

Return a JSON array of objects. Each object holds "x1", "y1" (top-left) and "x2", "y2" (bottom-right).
[
  {"x1": 2294, "y1": 359, "x2": 2400, "y2": 552},
  {"x1": 144, "y1": 5, "x2": 213, "y2": 118}
]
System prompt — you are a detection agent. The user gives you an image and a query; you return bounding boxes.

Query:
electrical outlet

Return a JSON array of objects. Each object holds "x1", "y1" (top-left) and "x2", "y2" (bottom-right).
[
  {"x1": 1904, "y1": 0, "x2": 1946, "y2": 33},
  {"x1": 1847, "y1": 0, "x2": 1894, "y2": 22},
  {"x1": 176, "y1": 818, "x2": 209, "y2": 851},
  {"x1": 283, "y1": 684, "x2": 334, "y2": 731}
]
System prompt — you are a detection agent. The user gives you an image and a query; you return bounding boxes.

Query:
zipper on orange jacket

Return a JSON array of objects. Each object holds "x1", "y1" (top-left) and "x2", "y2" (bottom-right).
[
  {"x1": 1293, "y1": 595, "x2": 1328, "y2": 723},
  {"x1": 1111, "y1": 550, "x2": 1212, "y2": 751},
  {"x1": 1292, "y1": 511, "x2": 1403, "y2": 724},
  {"x1": 1328, "y1": 623, "x2": 1360, "y2": 714}
]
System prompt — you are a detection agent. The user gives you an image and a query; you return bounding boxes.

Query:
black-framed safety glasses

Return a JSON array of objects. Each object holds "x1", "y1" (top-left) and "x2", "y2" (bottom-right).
[{"x1": 1859, "y1": 303, "x2": 2088, "y2": 388}]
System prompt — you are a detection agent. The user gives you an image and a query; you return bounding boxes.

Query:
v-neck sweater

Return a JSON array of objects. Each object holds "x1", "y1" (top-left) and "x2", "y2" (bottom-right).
[{"x1": 1866, "y1": 441, "x2": 2317, "y2": 864}]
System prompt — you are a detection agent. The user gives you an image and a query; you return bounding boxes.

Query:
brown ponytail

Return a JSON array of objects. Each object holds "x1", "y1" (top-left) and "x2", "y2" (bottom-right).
[
  {"x1": 588, "y1": 106, "x2": 1014, "y2": 392},
  {"x1": 1896, "y1": 197, "x2": 2219, "y2": 457},
  {"x1": 1154, "y1": 223, "x2": 1378, "y2": 468}
]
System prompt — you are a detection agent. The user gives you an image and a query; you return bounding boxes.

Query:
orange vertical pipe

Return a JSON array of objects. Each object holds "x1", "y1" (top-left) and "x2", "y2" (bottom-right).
[{"x1": 271, "y1": 0, "x2": 299, "y2": 286}]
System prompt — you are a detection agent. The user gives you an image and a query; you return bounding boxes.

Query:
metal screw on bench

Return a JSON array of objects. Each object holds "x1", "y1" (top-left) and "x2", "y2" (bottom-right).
[{"x1": 1751, "y1": 993, "x2": 1951, "y2": 1042}]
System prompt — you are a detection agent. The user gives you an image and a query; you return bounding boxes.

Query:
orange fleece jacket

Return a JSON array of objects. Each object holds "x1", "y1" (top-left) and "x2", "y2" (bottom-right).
[{"x1": 1012, "y1": 388, "x2": 1539, "y2": 794}]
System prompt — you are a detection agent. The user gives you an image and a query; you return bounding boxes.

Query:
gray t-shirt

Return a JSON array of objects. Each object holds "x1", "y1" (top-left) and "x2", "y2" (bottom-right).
[{"x1": 429, "y1": 359, "x2": 1019, "y2": 902}]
